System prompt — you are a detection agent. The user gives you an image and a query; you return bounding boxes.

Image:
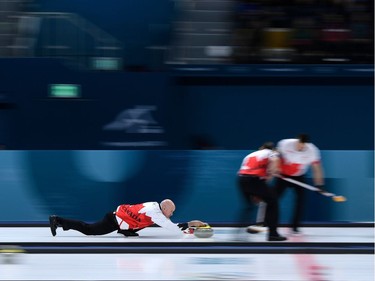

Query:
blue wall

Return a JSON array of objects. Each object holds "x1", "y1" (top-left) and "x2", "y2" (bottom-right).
[
  {"x1": 0, "y1": 59, "x2": 373, "y2": 150},
  {"x1": 174, "y1": 82, "x2": 374, "y2": 150},
  {"x1": 0, "y1": 150, "x2": 373, "y2": 224}
]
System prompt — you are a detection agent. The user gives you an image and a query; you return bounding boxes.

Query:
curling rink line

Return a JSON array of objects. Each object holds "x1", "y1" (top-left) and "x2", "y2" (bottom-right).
[
  {"x1": 0, "y1": 227, "x2": 373, "y2": 243},
  {"x1": 0, "y1": 227, "x2": 373, "y2": 280},
  {"x1": 0, "y1": 253, "x2": 373, "y2": 280}
]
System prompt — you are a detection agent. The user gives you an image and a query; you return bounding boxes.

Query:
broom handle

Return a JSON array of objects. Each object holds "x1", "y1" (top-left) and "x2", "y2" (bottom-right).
[{"x1": 278, "y1": 176, "x2": 336, "y2": 197}]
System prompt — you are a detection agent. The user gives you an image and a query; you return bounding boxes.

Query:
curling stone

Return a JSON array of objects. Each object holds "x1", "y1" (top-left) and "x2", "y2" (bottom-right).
[
  {"x1": 194, "y1": 225, "x2": 214, "y2": 238},
  {"x1": 0, "y1": 245, "x2": 26, "y2": 264}
]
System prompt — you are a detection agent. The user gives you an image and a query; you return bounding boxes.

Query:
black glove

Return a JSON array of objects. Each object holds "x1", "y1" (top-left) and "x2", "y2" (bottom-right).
[
  {"x1": 177, "y1": 222, "x2": 189, "y2": 231},
  {"x1": 315, "y1": 185, "x2": 326, "y2": 193}
]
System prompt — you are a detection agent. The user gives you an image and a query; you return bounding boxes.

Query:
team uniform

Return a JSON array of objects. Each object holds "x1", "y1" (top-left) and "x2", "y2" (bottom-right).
[
  {"x1": 237, "y1": 148, "x2": 285, "y2": 241},
  {"x1": 278, "y1": 138, "x2": 321, "y2": 177},
  {"x1": 238, "y1": 148, "x2": 278, "y2": 178},
  {"x1": 53, "y1": 202, "x2": 187, "y2": 237},
  {"x1": 115, "y1": 202, "x2": 184, "y2": 234},
  {"x1": 276, "y1": 138, "x2": 321, "y2": 231}
]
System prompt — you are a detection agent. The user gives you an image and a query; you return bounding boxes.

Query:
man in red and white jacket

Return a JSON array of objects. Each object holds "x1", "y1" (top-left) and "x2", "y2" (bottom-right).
[
  {"x1": 237, "y1": 142, "x2": 287, "y2": 241},
  {"x1": 49, "y1": 199, "x2": 206, "y2": 237},
  {"x1": 276, "y1": 134, "x2": 325, "y2": 234},
  {"x1": 251, "y1": 134, "x2": 326, "y2": 235}
]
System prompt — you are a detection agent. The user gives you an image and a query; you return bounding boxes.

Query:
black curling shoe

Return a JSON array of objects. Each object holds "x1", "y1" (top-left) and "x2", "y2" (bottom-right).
[
  {"x1": 49, "y1": 215, "x2": 59, "y2": 237},
  {"x1": 268, "y1": 234, "x2": 288, "y2": 241}
]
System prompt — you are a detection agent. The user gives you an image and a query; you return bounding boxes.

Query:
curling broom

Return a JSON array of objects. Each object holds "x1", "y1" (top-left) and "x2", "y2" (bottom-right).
[{"x1": 279, "y1": 176, "x2": 347, "y2": 202}]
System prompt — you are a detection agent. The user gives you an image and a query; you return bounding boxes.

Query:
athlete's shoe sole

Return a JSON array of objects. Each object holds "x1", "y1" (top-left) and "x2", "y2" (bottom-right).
[{"x1": 247, "y1": 225, "x2": 268, "y2": 234}]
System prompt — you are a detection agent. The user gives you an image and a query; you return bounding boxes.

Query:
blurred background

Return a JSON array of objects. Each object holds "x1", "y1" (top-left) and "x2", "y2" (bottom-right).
[{"x1": 0, "y1": 0, "x2": 373, "y2": 224}]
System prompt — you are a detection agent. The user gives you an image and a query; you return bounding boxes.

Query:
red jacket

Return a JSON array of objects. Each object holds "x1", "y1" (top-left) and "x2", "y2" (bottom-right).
[{"x1": 114, "y1": 202, "x2": 182, "y2": 234}]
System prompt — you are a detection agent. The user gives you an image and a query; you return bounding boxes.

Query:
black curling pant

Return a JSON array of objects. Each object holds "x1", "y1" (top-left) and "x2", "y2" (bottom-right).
[
  {"x1": 59, "y1": 212, "x2": 119, "y2": 235},
  {"x1": 276, "y1": 175, "x2": 305, "y2": 230},
  {"x1": 238, "y1": 175, "x2": 280, "y2": 236}
]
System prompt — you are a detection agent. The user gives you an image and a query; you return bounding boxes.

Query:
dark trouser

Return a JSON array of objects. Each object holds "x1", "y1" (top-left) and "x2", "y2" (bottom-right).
[
  {"x1": 59, "y1": 212, "x2": 119, "y2": 235},
  {"x1": 238, "y1": 175, "x2": 280, "y2": 236},
  {"x1": 276, "y1": 175, "x2": 305, "y2": 230}
]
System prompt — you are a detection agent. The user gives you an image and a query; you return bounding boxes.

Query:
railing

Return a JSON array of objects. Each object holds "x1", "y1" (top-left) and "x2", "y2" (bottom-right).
[{"x1": 7, "y1": 12, "x2": 124, "y2": 69}]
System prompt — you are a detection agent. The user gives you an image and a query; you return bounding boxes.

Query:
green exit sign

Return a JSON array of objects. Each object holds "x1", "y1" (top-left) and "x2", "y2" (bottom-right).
[{"x1": 49, "y1": 84, "x2": 81, "y2": 98}]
